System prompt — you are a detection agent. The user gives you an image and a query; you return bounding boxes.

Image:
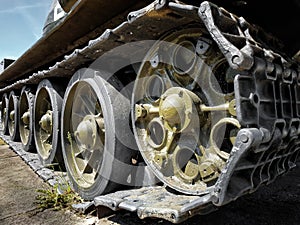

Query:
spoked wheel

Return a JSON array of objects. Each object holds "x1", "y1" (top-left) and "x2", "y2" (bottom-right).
[
  {"x1": 1, "y1": 93, "x2": 9, "y2": 134},
  {"x1": 132, "y1": 29, "x2": 241, "y2": 195},
  {"x1": 19, "y1": 86, "x2": 35, "y2": 152},
  {"x1": 34, "y1": 79, "x2": 64, "y2": 166},
  {"x1": 8, "y1": 91, "x2": 20, "y2": 141},
  {"x1": 61, "y1": 68, "x2": 133, "y2": 200}
]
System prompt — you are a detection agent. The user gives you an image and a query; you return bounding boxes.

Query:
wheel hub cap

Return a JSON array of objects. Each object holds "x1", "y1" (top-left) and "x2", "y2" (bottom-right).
[
  {"x1": 9, "y1": 110, "x2": 15, "y2": 121},
  {"x1": 74, "y1": 115, "x2": 97, "y2": 149},
  {"x1": 21, "y1": 111, "x2": 30, "y2": 125},
  {"x1": 39, "y1": 110, "x2": 52, "y2": 133}
]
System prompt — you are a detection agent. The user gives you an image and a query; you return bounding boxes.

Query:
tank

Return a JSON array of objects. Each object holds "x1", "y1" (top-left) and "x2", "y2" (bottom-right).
[{"x1": 0, "y1": 0, "x2": 299, "y2": 223}]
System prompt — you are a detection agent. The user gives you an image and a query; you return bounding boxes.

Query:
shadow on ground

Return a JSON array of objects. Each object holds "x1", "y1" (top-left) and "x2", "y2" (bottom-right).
[{"x1": 101, "y1": 164, "x2": 300, "y2": 225}]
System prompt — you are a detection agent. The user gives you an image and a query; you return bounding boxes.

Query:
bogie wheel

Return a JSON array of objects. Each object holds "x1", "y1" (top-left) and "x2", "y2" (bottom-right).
[
  {"x1": 34, "y1": 79, "x2": 64, "y2": 166},
  {"x1": 19, "y1": 86, "x2": 36, "y2": 152},
  {"x1": 1, "y1": 93, "x2": 9, "y2": 134},
  {"x1": 132, "y1": 29, "x2": 241, "y2": 195},
  {"x1": 8, "y1": 91, "x2": 20, "y2": 141},
  {"x1": 61, "y1": 68, "x2": 134, "y2": 200}
]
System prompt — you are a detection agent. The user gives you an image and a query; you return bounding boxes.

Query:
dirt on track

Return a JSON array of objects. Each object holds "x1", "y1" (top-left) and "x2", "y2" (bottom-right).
[{"x1": 0, "y1": 141, "x2": 300, "y2": 225}]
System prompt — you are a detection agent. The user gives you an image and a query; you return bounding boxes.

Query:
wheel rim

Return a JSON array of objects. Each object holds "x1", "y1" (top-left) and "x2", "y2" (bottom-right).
[
  {"x1": 62, "y1": 79, "x2": 105, "y2": 189},
  {"x1": 132, "y1": 29, "x2": 241, "y2": 195}
]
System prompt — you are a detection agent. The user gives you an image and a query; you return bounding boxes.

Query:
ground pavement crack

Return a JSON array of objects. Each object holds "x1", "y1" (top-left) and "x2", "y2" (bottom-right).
[{"x1": 0, "y1": 207, "x2": 39, "y2": 221}]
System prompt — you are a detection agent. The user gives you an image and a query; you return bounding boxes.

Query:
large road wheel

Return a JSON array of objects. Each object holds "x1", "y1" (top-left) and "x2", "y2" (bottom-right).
[
  {"x1": 19, "y1": 86, "x2": 35, "y2": 152},
  {"x1": 34, "y1": 79, "x2": 64, "y2": 166},
  {"x1": 8, "y1": 91, "x2": 20, "y2": 141},
  {"x1": 1, "y1": 93, "x2": 9, "y2": 134},
  {"x1": 132, "y1": 29, "x2": 241, "y2": 195},
  {"x1": 61, "y1": 68, "x2": 134, "y2": 200}
]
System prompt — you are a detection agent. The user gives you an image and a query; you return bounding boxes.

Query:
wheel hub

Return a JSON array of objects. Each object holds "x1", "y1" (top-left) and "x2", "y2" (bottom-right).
[
  {"x1": 39, "y1": 110, "x2": 52, "y2": 133},
  {"x1": 160, "y1": 94, "x2": 185, "y2": 127},
  {"x1": 21, "y1": 111, "x2": 30, "y2": 125},
  {"x1": 159, "y1": 87, "x2": 201, "y2": 132},
  {"x1": 9, "y1": 110, "x2": 15, "y2": 121},
  {"x1": 74, "y1": 115, "x2": 97, "y2": 149}
]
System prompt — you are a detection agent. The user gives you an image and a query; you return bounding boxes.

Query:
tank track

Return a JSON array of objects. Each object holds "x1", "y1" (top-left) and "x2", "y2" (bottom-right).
[{"x1": 0, "y1": 1, "x2": 299, "y2": 224}]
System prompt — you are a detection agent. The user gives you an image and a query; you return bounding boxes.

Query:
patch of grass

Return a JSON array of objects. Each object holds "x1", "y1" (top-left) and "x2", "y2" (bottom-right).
[{"x1": 36, "y1": 182, "x2": 83, "y2": 211}]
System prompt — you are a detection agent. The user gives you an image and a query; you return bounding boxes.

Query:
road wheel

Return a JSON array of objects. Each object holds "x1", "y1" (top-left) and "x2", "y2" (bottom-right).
[
  {"x1": 19, "y1": 86, "x2": 35, "y2": 152},
  {"x1": 132, "y1": 29, "x2": 241, "y2": 195},
  {"x1": 8, "y1": 91, "x2": 20, "y2": 141},
  {"x1": 61, "y1": 68, "x2": 134, "y2": 200},
  {"x1": 34, "y1": 79, "x2": 64, "y2": 166},
  {"x1": 1, "y1": 93, "x2": 9, "y2": 134}
]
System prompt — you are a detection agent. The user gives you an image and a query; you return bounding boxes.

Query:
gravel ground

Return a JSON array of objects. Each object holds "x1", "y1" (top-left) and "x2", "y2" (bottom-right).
[{"x1": 0, "y1": 142, "x2": 299, "y2": 225}]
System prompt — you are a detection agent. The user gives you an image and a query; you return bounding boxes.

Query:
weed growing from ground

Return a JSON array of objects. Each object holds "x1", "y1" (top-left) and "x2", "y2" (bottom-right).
[{"x1": 36, "y1": 182, "x2": 83, "y2": 211}]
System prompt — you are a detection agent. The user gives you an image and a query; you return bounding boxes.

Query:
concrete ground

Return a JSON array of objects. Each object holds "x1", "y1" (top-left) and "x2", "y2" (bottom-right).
[
  {"x1": 0, "y1": 143, "x2": 97, "y2": 225},
  {"x1": 1, "y1": 140, "x2": 300, "y2": 225}
]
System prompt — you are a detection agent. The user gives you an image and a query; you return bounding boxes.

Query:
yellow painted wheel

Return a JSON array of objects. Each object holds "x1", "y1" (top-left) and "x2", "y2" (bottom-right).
[{"x1": 132, "y1": 29, "x2": 240, "y2": 195}]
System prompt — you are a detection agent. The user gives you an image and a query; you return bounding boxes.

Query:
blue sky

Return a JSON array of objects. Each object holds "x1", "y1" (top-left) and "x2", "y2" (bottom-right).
[{"x1": 0, "y1": 0, "x2": 52, "y2": 60}]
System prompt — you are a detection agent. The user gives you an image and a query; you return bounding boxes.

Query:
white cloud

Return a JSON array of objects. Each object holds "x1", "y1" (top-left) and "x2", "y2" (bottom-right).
[
  {"x1": 19, "y1": 9, "x2": 43, "y2": 40},
  {"x1": 1, "y1": 2, "x2": 50, "y2": 40}
]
